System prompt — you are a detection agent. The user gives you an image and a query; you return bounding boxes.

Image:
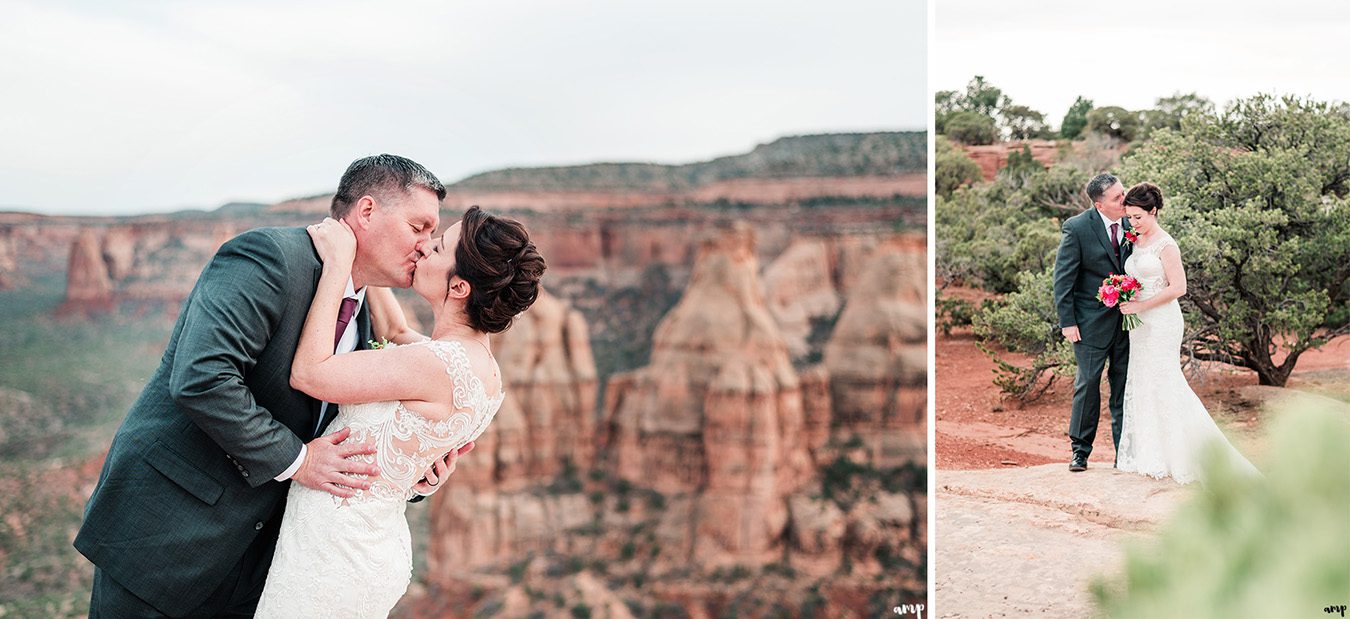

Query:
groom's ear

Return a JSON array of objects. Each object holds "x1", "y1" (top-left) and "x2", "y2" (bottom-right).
[{"x1": 350, "y1": 196, "x2": 377, "y2": 231}]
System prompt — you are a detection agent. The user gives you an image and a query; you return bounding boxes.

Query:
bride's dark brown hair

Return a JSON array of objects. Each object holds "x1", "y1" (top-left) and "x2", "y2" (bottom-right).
[
  {"x1": 1124, "y1": 182, "x2": 1164, "y2": 214},
  {"x1": 450, "y1": 206, "x2": 546, "y2": 333}
]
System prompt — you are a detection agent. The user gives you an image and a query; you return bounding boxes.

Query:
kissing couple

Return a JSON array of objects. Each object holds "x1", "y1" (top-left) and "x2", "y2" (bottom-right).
[
  {"x1": 1053, "y1": 173, "x2": 1259, "y2": 484},
  {"x1": 76, "y1": 154, "x2": 546, "y2": 617}
]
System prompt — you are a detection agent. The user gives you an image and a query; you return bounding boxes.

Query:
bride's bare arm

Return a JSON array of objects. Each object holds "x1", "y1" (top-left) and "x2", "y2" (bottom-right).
[
  {"x1": 367, "y1": 286, "x2": 426, "y2": 344},
  {"x1": 291, "y1": 219, "x2": 439, "y2": 405}
]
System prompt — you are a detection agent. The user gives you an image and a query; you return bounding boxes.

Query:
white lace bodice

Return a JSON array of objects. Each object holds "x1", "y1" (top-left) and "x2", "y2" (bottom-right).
[
  {"x1": 335, "y1": 338, "x2": 504, "y2": 504},
  {"x1": 1124, "y1": 231, "x2": 1175, "y2": 303},
  {"x1": 256, "y1": 338, "x2": 504, "y2": 618}
]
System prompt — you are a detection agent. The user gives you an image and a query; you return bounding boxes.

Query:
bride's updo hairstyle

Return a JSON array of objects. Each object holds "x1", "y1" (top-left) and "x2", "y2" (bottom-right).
[
  {"x1": 1124, "y1": 182, "x2": 1164, "y2": 214},
  {"x1": 452, "y1": 206, "x2": 546, "y2": 333}
]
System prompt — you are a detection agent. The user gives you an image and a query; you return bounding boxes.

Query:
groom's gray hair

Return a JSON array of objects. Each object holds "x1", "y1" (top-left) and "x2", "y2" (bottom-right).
[
  {"x1": 331, "y1": 154, "x2": 446, "y2": 218},
  {"x1": 1084, "y1": 173, "x2": 1120, "y2": 204}
]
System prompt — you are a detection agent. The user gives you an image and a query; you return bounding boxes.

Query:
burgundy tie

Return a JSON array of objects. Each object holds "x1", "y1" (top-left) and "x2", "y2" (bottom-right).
[
  {"x1": 333, "y1": 297, "x2": 358, "y2": 350},
  {"x1": 1110, "y1": 223, "x2": 1120, "y2": 260}
]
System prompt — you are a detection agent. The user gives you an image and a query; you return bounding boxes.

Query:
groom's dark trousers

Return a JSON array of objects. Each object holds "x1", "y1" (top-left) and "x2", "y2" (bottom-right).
[
  {"x1": 1053, "y1": 208, "x2": 1132, "y2": 460},
  {"x1": 75, "y1": 228, "x2": 371, "y2": 617}
]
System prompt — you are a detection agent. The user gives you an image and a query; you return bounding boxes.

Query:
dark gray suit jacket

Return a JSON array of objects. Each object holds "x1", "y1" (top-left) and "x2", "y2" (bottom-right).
[
  {"x1": 74, "y1": 227, "x2": 371, "y2": 616},
  {"x1": 1052, "y1": 209, "x2": 1133, "y2": 349}
]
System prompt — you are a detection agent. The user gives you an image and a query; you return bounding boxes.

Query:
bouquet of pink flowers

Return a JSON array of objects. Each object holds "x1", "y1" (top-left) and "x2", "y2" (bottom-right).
[{"x1": 1098, "y1": 274, "x2": 1143, "y2": 330}]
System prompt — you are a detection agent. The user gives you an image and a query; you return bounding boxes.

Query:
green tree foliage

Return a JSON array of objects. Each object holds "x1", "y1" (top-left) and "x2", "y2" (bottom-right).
[
  {"x1": 945, "y1": 111, "x2": 999, "y2": 145},
  {"x1": 938, "y1": 76, "x2": 1053, "y2": 142},
  {"x1": 971, "y1": 267, "x2": 1076, "y2": 400},
  {"x1": 1094, "y1": 397, "x2": 1350, "y2": 617},
  {"x1": 1002, "y1": 104, "x2": 1052, "y2": 140},
  {"x1": 936, "y1": 135, "x2": 982, "y2": 198},
  {"x1": 1086, "y1": 106, "x2": 1142, "y2": 142},
  {"x1": 935, "y1": 89, "x2": 961, "y2": 134},
  {"x1": 936, "y1": 162, "x2": 1085, "y2": 291},
  {"x1": 1121, "y1": 94, "x2": 1350, "y2": 386},
  {"x1": 960, "y1": 75, "x2": 1007, "y2": 117},
  {"x1": 1001, "y1": 145, "x2": 1045, "y2": 181},
  {"x1": 1140, "y1": 92, "x2": 1214, "y2": 139},
  {"x1": 1061, "y1": 96, "x2": 1094, "y2": 140}
]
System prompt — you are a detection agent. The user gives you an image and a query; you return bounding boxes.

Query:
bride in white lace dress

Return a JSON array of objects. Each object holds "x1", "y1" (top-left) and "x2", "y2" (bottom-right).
[
  {"x1": 1116, "y1": 183, "x2": 1259, "y2": 484},
  {"x1": 256, "y1": 206, "x2": 545, "y2": 617}
]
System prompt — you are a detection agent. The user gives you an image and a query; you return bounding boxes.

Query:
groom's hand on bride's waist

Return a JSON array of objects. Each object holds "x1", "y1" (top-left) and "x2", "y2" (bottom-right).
[{"x1": 291, "y1": 427, "x2": 380, "y2": 498}]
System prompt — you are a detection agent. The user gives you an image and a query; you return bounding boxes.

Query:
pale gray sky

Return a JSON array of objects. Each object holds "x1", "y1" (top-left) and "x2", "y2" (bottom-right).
[
  {"x1": 936, "y1": 0, "x2": 1349, "y2": 126},
  {"x1": 1, "y1": 0, "x2": 926, "y2": 215}
]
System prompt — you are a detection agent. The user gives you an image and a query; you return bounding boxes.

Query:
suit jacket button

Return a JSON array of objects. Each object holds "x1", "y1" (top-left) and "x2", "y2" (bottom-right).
[
  {"x1": 242, "y1": 470, "x2": 250, "y2": 477},
  {"x1": 255, "y1": 522, "x2": 264, "y2": 531}
]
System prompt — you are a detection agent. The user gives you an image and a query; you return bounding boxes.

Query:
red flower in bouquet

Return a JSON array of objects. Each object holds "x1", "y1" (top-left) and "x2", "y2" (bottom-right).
[{"x1": 1097, "y1": 274, "x2": 1143, "y2": 330}]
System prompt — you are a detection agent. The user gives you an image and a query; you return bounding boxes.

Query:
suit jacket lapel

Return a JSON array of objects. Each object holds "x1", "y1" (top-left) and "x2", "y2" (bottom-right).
[{"x1": 1088, "y1": 212, "x2": 1123, "y2": 272}]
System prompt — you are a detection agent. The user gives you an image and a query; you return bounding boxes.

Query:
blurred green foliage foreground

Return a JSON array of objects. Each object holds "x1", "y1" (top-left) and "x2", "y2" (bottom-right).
[{"x1": 1094, "y1": 396, "x2": 1350, "y2": 617}]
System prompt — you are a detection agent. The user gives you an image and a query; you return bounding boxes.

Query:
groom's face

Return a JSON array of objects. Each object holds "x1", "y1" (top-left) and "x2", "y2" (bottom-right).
[
  {"x1": 1095, "y1": 182, "x2": 1126, "y2": 221},
  {"x1": 356, "y1": 186, "x2": 441, "y2": 288}
]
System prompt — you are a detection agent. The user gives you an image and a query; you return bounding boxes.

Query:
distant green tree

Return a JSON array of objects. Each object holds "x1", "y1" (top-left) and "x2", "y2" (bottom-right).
[
  {"x1": 935, "y1": 89, "x2": 961, "y2": 134},
  {"x1": 1002, "y1": 104, "x2": 1052, "y2": 140},
  {"x1": 1094, "y1": 398, "x2": 1350, "y2": 618},
  {"x1": 936, "y1": 136, "x2": 982, "y2": 198},
  {"x1": 945, "y1": 111, "x2": 999, "y2": 145},
  {"x1": 961, "y1": 75, "x2": 1007, "y2": 117},
  {"x1": 1086, "y1": 106, "x2": 1142, "y2": 142},
  {"x1": 1061, "y1": 96, "x2": 1094, "y2": 139},
  {"x1": 1121, "y1": 94, "x2": 1350, "y2": 386},
  {"x1": 1140, "y1": 92, "x2": 1214, "y2": 138}
]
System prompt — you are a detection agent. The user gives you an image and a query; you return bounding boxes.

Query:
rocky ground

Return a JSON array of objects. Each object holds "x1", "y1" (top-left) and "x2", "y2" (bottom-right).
[{"x1": 934, "y1": 322, "x2": 1349, "y2": 618}]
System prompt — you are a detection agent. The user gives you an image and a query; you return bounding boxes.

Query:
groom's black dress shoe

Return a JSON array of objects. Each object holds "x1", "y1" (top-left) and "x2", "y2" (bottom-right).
[{"x1": 1069, "y1": 454, "x2": 1088, "y2": 472}]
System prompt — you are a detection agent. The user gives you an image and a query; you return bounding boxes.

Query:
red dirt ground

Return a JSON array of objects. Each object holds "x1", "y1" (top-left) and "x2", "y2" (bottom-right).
[{"x1": 936, "y1": 313, "x2": 1349, "y2": 470}]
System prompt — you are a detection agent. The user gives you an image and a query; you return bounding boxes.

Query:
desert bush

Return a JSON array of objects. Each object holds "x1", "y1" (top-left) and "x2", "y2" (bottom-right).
[
  {"x1": 936, "y1": 164, "x2": 1082, "y2": 292},
  {"x1": 945, "y1": 111, "x2": 999, "y2": 145},
  {"x1": 1002, "y1": 104, "x2": 1053, "y2": 140},
  {"x1": 971, "y1": 267, "x2": 1076, "y2": 400},
  {"x1": 936, "y1": 135, "x2": 982, "y2": 198},
  {"x1": 1138, "y1": 92, "x2": 1214, "y2": 139},
  {"x1": 1120, "y1": 94, "x2": 1350, "y2": 386},
  {"x1": 1093, "y1": 397, "x2": 1350, "y2": 617},
  {"x1": 1086, "y1": 106, "x2": 1142, "y2": 142}
]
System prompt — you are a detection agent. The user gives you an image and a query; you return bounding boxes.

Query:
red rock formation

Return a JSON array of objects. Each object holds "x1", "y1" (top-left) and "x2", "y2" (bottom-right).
[
  {"x1": 0, "y1": 227, "x2": 20, "y2": 289},
  {"x1": 822, "y1": 236, "x2": 927, "y2": 466},
  {"x1": 602, "y1": 223, "x2": 812, "y2": 566},
  {"x1": 57, "y1": 229, "x2": 115, "y2": 315},
  {"x1": 762, "y1": 238, "x2": 841, "y2": 360},
  {"x1": 961, "y1": 140, "x2": 1061, "y2": 180},
  {"x1": 425, "y1": 290, "x2": 599, "y2": 576},
  {"x1": 268, "y1": 175, "x2": 925, "y2": 216}
]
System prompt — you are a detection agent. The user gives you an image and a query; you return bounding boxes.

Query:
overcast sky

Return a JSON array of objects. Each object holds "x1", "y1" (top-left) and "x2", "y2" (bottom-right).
[
  {"x1": 936, "y1": 0, "x2": 1349, "y2": 126},
  {"x1": 1, "y1": 0, "x2": 926, "y2": 215}
]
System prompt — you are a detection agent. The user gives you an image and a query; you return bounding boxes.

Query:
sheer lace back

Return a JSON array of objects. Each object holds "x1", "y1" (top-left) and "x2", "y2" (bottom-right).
[{"x1": 335, "y1": 339, "x2": 505, "y2": 503}]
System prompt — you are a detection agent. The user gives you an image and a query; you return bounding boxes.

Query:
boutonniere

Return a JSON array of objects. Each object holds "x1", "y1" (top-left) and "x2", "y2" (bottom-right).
[
  {"x1": 1123, "y1": 230, "x2": 1139, "y2": 245},
  {"x1": 368, "y1": 337, "x2": 391, "y2": 350}
]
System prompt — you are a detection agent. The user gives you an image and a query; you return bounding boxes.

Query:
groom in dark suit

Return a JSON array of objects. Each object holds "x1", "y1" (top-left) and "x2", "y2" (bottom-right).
[
  {"x1": 76, "y1": 155, "x2": 457, "y2": 617},
  {"x1": 1053, "y1": 173, "x2": 1132, "y2": 472}
]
